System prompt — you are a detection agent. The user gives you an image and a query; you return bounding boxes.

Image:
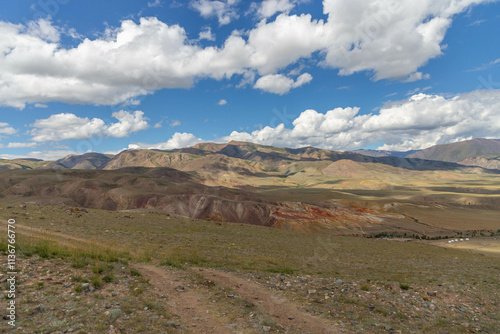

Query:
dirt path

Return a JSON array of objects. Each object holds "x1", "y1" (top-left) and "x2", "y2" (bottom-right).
[
  {"x1": 10, "y1": 220, "x2": 341, "y2": 333},
  {"x1": 10, "y1": 222, "x2": 95, "y2": 244},
  {"x1": 136, "y1": 263, "x2": 340, "y2": 334},
  {"x1": 193, "y1": 267, "x2": 341, "y2": 334},
  {"x1": 135, "y1": 264, "x2": 233, "y2": 334},
  {"x1": 5, "y1": 221, "x2": 133, "y2": 255}
]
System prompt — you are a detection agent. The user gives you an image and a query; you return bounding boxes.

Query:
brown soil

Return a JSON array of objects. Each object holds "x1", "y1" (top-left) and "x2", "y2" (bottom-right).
[
  {"x1": 136, "y1": 264, "x2": 341, "y2": 334},
  {"x1": 192, "y1": 267, "x2": 341, "y2": 334},
  {"x1": 135, "y1": 264, "x2": 233, "y2": 333}
]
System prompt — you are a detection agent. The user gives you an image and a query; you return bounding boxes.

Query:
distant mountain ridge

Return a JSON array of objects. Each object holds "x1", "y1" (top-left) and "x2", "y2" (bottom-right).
[
  {"x1": 101, "y1": 140, "x2": 482, "y2": 176},
  {"x1": 407, "y1": 138, "x2": 500, "y2": 170},
  {"x1": 1, "y1": 138, "x2": 499, "y2": 172},
  {"x1": 53, "y1": 152, "x2": 112, "y2": 169},
  {"x1": 352, "y1": 149, "x2": 419, "y2": 158},
  {"x1": 1, "y1": 139, "x2": 499, "y2": 235}
]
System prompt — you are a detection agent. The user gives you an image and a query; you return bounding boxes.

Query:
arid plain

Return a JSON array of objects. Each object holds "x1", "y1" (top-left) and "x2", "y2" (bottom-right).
[{"x1": 1, "y1": 141, "x2": 499, "y2": 333}]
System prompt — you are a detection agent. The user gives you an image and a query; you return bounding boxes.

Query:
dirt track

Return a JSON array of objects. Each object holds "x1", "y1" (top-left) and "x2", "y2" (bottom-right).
[
  {"x1": 136, "y1": 264, "x2": 341, "y2": 334},
  {"x1": 136, "y1": 264, "x2": 233, "y2": 333}
]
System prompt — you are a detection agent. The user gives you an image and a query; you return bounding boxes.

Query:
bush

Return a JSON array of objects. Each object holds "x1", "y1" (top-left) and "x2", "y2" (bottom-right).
[
  {"x1": 102, "y1": 273, "x2": 114, "y2": 283},
  {"x1": 130, "y1": 269, "x2": 142, "y2": 277},
  {"x1": 400, "y1": 283, "x2": 410, "y2": 290},
  {"x1": 91, "y1": 275, "x2": 102, "y2": 289},
  {"x1": 92, "y1": 265, "x2": 104, "y2": 274},
  {"x1": 71, "y1": 275, "x2": 88, "y2": 283}
]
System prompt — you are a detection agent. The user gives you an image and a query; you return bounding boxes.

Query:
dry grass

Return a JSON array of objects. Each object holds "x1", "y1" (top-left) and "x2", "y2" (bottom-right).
[
  {"x1": 1, "y1": 204, "x2": 499, "y2": 333},
  {"x1": 1, "y1": 204, "x2": 498, "y2": 286}
]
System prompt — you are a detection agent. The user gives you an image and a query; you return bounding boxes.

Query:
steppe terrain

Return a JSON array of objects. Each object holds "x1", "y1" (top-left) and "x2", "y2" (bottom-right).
[
  {"x1": 1, "y1": 205, "x2": 499, "y2": 333},
  {"x1": 0, "y1": 141, "x2": 499, "y2": 333}
]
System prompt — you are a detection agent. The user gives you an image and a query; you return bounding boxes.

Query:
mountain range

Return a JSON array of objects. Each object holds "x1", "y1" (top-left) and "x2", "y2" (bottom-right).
[
  {"x1": 353, "y1": 138, "x2": 500, "y2": 170},
  {"x1": 0, "y1": 138, "x2": 499, "y2": 237},
  {"x1": 2, "y1": 138, "x2": 499, "y2": 172}
]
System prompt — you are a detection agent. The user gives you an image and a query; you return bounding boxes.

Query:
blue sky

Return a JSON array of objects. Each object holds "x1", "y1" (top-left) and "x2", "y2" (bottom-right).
[{"x1": 0, "y1": 0, "x2": 499, "y2": 160}]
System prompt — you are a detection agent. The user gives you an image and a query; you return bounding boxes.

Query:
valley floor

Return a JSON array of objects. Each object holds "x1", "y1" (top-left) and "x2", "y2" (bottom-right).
[{"x1": 0, "y1": 204, "x2": 499, "y2": 333}]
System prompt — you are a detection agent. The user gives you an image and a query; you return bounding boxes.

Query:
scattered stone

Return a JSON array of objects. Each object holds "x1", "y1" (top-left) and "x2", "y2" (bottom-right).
[
  {"x1": 109, "y1": 308, "x2": 123, "y2": 320},
  {"x1": 243, "y1": 301, "x2": 255, "y2": 307},
  {"x1": 166, "y1": 321, "x2": 182, "y2": 328},
  {"x1": 108, "y1": 325, "x2": 121, "y2": 334}
]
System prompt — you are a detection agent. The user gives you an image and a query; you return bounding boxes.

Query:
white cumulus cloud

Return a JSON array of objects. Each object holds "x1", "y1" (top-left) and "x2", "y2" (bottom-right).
[
  {"x1": 105, "y1": 111, "x2": 150, "y2": 138},
  {"x1": 0, "y1": 122, "x2": 17, "y2": 136},
  {"x1": 190, "y1": 0, "x2": 239, "y2": 25},
  {"x1": 199, "y1": 26, "x2": 216, "y2": 41},
  {"x1": 0, "y1": 150, "x2": 81, "y2": 161},
  {"x1": 129, "y1": 132, "x2": 203, "y2": 150},
  {"x1": 221, "y1": 89, "x2": 500, "y2": 151},
  {"x1": 1, "y1": 142, "x2": 39, "y2": 149},
  {"x1": 256, "y1": 0, "x2": 300, "y2": 18},
  {"x1": 254, "y1": 72, "x2": 312, "y2": 94},
  {"x1": 30, "y1": 111, "x2": 149, "y2": 142},
  {"x1": 0, "y1": 1, "x2": 494, "y2": 108}
]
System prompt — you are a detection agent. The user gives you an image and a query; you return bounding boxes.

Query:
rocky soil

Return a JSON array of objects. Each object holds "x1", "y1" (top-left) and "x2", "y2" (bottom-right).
[
  {"x1": 242, "y1": 271, "x2": 499, "y2": 333},
  {"x1": 0, "y1": 255, "x2": 177, "y2": 333}
]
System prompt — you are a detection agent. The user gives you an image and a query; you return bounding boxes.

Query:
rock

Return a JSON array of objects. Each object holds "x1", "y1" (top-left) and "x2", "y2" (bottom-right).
[
  {"x1": 108, "y1": 325, "x2": 121, "y2": 334},
  {"x1": 82, "y1": 283, "x2": 90, "y2": 291},
  {"x1": 227, "y1": 293, "x2": 235, "y2": 298},
  {"x1": 335, "y1": 279, "x2": 343, "y2": 285},
  {"x1": 263, "y1": 326, "x2": 271, "y2": 332},
  {"x1": 89, "y1": 285, "x2": 95, "y2": 293},
  {"x1": 288, "y1": 316, "x2": 294, "y2": 320},
  {"x1": 175, "y1": 285, "x2": 185, "y2": 292},
  {"x1": 427, "y1": 291, "x2": 437, "y2": 297},
  {"x1": 308, "y1": 289, "x2": 317, "y2": 294},
  {"x1": 109, "y1": 308, "x2": 123, "y2": 320},
  {"x1": 166, "y1": 321, "x2": 182, "y2": 328}
]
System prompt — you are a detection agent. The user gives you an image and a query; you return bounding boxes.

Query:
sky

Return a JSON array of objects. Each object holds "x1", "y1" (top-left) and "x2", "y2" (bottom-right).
[{"x1": 0, "y1": 0, "x2": 499, "y2": 160}]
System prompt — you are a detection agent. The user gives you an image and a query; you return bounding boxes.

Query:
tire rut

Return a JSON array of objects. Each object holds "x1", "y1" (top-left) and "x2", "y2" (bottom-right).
[
  {"x1": 135, "y1": 264, "x2": 233, "y2": 334},
  {"x1": 192, "y1": 267, "x2": 341, "y2": 334}
]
